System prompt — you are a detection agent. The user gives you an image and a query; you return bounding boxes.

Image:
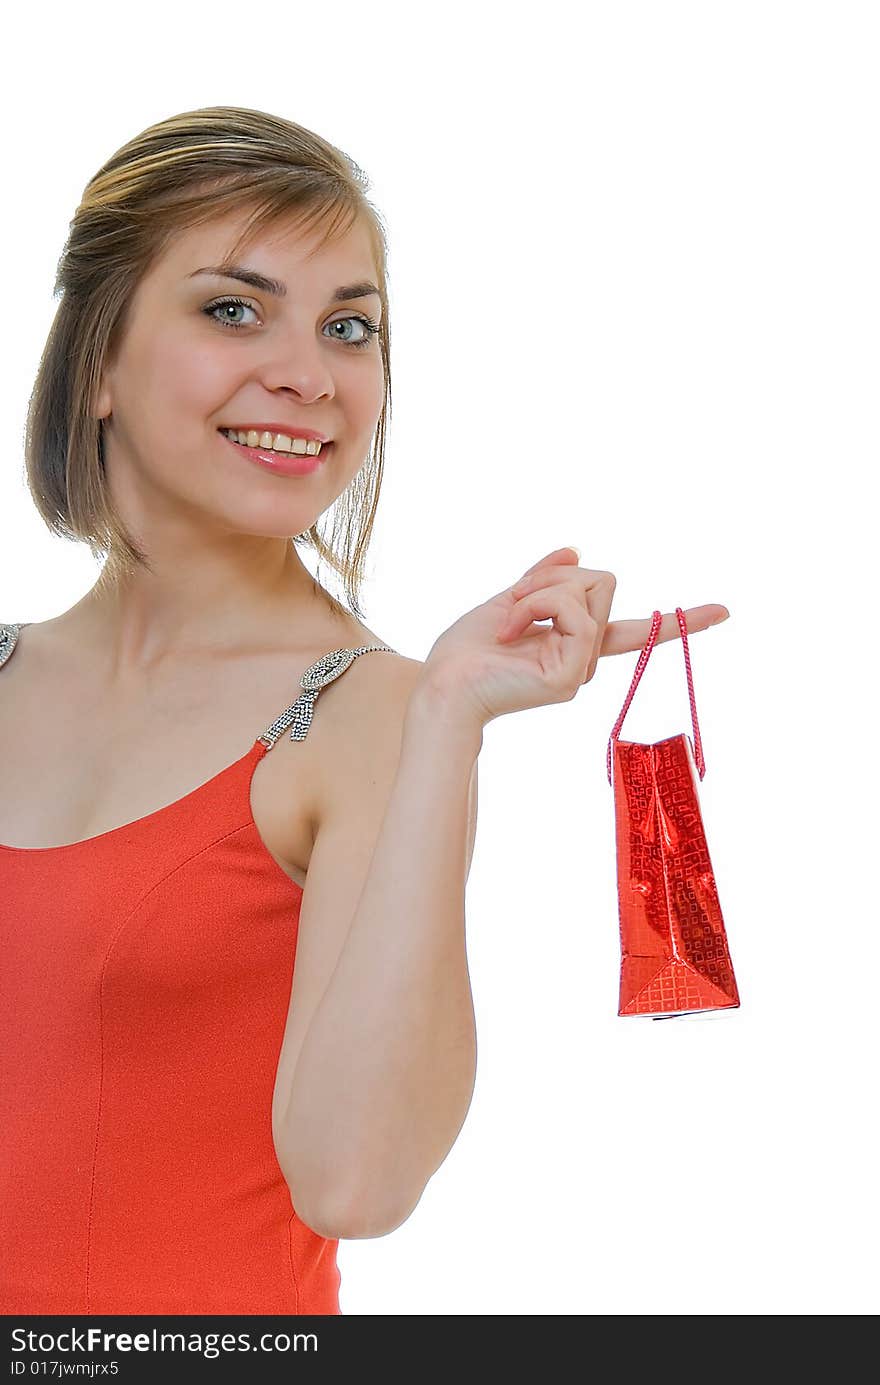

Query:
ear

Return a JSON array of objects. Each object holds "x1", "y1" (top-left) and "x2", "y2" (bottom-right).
[{"x1": 91, "y1": 381, "x2": 112, "y2": 421}]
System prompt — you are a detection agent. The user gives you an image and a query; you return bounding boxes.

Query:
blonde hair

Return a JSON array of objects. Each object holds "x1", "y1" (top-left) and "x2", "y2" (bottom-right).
[{"x1": 23, "y1": 105, "x2": 393, "y2": 620}]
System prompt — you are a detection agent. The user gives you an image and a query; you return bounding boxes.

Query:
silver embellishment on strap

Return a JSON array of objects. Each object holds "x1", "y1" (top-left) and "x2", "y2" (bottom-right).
[
  {"x1": 0, "y1": 623, "x2": 23, "y2": 670},
  {"x1": 257, "y1": 644, "x2": 398, "y2": 748}
]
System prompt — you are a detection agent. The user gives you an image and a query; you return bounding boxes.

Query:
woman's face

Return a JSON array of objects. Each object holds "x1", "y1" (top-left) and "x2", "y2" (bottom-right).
[{"x1": 94, "y1": 210, "x2": 385, "y2": 548}]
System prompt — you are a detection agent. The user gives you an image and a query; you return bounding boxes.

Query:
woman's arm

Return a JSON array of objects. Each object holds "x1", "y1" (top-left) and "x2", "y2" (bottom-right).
[{"x1": 276, "y1": 674, "x2": 482, "y2": 1240}]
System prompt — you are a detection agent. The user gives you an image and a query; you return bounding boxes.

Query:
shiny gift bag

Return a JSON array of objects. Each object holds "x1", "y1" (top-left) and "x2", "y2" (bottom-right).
[{"x1": 606, "y1": 608, "x2": 740, "y2": 1019}]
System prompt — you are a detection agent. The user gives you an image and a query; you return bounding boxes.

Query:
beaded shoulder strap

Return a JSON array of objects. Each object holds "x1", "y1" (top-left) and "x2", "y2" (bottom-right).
[
  {"x1": 0, "y1": 622, "x2": 25, "y2": 671},
  {"x1": 258, "y1": 644, "x2": 399, "y2": 748}
]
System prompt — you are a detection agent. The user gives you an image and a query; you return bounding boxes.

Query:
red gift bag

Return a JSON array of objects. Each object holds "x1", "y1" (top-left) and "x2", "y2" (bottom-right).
[{"x1": 607, "y1": 608, "x2": 740, "y2": 1019}]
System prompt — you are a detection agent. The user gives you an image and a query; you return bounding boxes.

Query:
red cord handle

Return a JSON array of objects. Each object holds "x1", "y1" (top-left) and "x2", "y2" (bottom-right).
[{"x1": 606, "y1": 606, "x2": 705, "y2": 786}]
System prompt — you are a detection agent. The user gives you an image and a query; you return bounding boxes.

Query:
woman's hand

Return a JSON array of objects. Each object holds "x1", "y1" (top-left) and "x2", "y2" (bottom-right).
[{"x1": 420, "y1": 546, "x2": 730, "y2": 734}]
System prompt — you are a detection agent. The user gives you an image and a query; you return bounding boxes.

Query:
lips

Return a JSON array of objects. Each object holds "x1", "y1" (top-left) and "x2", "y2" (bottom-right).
[{"x1": 218, "y1": 427, "x2": 331, "y2": 476}]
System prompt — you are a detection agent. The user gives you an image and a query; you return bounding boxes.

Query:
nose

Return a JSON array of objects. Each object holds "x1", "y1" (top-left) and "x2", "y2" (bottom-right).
[{"x1": 257, "y1": 323, "x2": 336, "y2": 400}]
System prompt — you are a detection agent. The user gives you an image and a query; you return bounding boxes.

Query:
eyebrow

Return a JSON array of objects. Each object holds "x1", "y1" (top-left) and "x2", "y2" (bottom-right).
[{"x1": 186, "y1": 264, "x2": 381, "y2": 302}]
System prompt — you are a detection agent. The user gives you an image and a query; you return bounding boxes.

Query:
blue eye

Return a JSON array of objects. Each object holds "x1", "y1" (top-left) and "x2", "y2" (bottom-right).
[
  {"x1": 204, "y1": 297, "x2": 259, "y2": 331},
  {"x1": 201, "y1": 296, "x2": 381, "y2": 350}
]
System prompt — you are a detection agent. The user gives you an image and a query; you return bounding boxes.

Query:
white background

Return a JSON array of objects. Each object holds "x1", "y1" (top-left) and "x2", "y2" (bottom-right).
[{"x1": 2, "y1": 1, "x2": 877, "y2": 1315}]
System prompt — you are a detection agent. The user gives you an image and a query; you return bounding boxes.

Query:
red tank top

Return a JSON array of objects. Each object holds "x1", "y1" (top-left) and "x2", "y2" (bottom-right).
[{"x1": 0, "y1": 623, "x2": 397, "y2": 1315}]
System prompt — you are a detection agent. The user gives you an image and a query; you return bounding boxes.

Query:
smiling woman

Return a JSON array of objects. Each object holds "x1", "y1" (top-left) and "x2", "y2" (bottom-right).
[
  {"x1": 22, "y1": 104, "x2": 394, "y2": 622},
  {"x1": 2, "y1": 105, "x2": 413, "y2": 1317}
]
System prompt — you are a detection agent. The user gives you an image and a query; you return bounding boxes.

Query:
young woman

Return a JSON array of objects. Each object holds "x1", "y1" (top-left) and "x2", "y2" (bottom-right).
[{"x1": 0, "y1": 105, "x2": 728, "y2": 1315}]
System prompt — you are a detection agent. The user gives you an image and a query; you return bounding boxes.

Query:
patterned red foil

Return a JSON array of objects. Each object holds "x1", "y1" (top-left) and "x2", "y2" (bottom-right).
[{"x1": 612, "y1": 732, "x2": 739, "y2": 1017}]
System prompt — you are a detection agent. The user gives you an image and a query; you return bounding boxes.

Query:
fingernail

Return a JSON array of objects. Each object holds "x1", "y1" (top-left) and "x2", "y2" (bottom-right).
[
  {"x1": 711, "y1": 611, "x2": 730, "y2": 625},
  {"x1": 570, "y1": 545, "x2": 581, "y2": 560}
]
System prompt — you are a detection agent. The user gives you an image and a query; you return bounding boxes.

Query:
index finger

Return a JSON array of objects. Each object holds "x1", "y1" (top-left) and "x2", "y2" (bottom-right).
[{"x1": 601, "y1": 604, "x2": 730, "y2": 657}]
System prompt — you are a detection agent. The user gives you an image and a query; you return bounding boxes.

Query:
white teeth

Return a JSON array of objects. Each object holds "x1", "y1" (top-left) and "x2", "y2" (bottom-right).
[{"x1": 223, "y1": 428, "x2": 324, "y2": 456}]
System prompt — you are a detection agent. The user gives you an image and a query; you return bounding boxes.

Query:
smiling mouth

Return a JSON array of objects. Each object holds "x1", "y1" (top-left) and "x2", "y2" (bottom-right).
[
  {"x1": 218, "y1": 428, "x2": 328, "y2": 457},
  {"x1": 217, "y1": 428, "x2": 332, "y2": 475}
]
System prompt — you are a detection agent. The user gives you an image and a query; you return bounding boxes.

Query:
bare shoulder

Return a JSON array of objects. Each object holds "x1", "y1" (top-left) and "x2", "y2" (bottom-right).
[
  {"x1": 308, "y1": 647, "x2": 427, "y2": 827},
  {"x1": 298, "y1": 635, "x2": 478, "y2": 933},
  {"x1": 305, "y1": 640, "x2": 478, "y2": 868}
]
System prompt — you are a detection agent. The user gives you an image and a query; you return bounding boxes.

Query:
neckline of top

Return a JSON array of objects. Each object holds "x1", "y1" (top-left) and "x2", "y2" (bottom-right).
[
  {"x1": 0, "y1": 737, "x2": 270, "y2": 856},
  {"x1": 2, "y1": 621, "x2": 270, "y2": 854}
]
